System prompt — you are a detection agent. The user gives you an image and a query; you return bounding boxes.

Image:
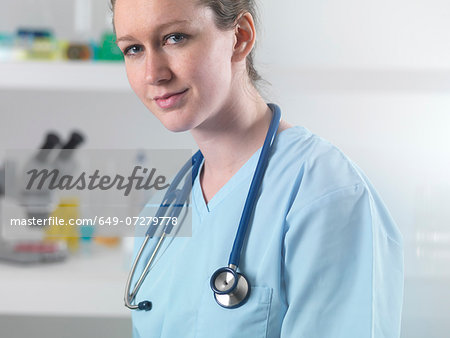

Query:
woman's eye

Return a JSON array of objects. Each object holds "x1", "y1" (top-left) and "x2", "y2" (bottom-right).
[
  {"x1": 164, "y1": 33, "x2": 186, "y2": 45},
  {"x1": 123, "y1": 45, "x2": 143, "y2": 56}
]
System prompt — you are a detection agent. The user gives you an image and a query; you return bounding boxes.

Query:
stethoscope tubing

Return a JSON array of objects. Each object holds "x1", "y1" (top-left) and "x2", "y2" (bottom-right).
[
  {"x1": 125, "y1": 104, "x2": 280, "y2": 310},
  {"x1": 125, "y1": 152, "x2": 203, "y2": 310},
  {"x1": 228, "y1": 104, "x2": 281, "y2": 267}
]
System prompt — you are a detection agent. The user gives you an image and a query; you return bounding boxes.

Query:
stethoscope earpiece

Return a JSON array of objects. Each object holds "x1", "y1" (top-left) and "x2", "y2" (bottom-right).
[{"x1": 210, "y1": 266, "x2": 250, "y2": 309}]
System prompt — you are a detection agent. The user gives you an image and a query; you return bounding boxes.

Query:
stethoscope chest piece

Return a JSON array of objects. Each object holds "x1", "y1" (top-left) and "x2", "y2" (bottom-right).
[{"x1": 210, "y1": 266, "x2": 250, "y2": 309}]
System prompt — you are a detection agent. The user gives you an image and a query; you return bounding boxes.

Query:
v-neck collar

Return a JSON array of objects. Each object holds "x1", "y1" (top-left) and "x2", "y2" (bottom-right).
[
  {"x1": 193, "y1": 147, "x2": 261, "y2": 216},
  {"x1": 191, "y1": 126, "x2": 302, "y2": 218}
]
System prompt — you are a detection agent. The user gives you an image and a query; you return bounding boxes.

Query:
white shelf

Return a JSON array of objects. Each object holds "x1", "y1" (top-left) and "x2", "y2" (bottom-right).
[
  {"x1": 0, "y1": 245, "x2": 131, "y2": 318},
  {"x1": 2, "y1": 61, "x2": 450, "y2": 93},
  {"x1": 0, "y1": 61, "x2": 132, "y2": 92}
]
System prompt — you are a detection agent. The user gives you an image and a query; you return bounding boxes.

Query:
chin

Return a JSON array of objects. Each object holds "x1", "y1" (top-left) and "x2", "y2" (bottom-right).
[
  {"x1": 148, "y1": 101, "x2": 201, "y2": 133},
  {"x1": 163, "y1": 124, "x2": 191, "y2": 133},
  {"x1": 158, "y1": 114, "x2": 197, "y2": 133}
]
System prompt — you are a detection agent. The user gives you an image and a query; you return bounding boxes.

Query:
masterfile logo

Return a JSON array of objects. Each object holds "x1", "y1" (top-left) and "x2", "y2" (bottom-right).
[{"x1": 25, "y1": 166, "x2": 170, "y2": 196}]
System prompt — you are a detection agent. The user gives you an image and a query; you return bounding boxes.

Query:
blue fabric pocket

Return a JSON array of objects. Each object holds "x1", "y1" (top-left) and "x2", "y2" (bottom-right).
[{"x1": 195, "y1": 280, "x2": 273, "y2": 338}]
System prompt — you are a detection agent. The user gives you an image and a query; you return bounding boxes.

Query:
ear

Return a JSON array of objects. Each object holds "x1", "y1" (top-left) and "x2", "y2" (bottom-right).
[{"x1": 231, "y1": 12, "x2": 256, "y2": 62}]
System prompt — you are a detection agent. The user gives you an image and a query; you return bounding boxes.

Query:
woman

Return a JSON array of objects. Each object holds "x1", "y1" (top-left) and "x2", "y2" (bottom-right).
[{"x1": 112, "y1": 0, "x2": 404, "y2": 337}]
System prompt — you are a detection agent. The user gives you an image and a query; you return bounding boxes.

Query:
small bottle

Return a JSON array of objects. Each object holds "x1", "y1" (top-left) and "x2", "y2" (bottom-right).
[
  {"x1": 0, "y1": 33, "x2": 14, "y2": 61},
  {"x1": 79, "y1": 221, "x2": 95, "y2": 256},
  {"x1": 58, "y1": 0, "x2": 93, "y2": 61},
  {"x1": 49, "y1": 131, "x2": 85, "y2": 252},
  {"x1": 45, "y1": 197, "x2": 80, "y2": 253},
  {"x1": 97, "y1": 12, "x2": 123, "y2": 61}
]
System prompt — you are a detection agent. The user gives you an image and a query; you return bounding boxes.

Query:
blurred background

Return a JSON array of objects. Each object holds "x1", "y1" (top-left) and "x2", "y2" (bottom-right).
[{"x1": 0, "y1": 0, "x2": 449, "y2": 337}]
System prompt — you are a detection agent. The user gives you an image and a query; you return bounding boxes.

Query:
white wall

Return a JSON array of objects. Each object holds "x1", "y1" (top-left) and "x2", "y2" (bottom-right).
[
  {"x1": 258, "y1": 0, "x2": 450, "y2": 69},
  {"x1": 0, "y1": 0, "x2": 112, "y2": 41}
]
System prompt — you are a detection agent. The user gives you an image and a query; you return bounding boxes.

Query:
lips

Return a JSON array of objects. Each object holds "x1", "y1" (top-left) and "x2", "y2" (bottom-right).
[{"x1": 154, "y1": 89, "x2": 188, "y2": 109}]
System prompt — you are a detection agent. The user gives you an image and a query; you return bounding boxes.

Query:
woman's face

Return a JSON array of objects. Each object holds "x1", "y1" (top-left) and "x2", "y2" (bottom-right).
[{"x1": 114, "y1": 0, "x2": 237, "y2": 132}]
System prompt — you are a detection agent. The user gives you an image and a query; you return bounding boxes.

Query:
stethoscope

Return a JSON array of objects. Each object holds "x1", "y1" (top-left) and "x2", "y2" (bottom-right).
[{"x1": 124, "y1": 103, "x2": 281, "y2": 311}]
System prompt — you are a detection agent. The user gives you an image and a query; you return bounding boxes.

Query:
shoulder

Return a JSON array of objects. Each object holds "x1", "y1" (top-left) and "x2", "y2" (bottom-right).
[
  {"x1": 270, "y1": 126, "x2": 402, "y2": 246},
  {"x1": 269, "y1": 126, "x2": 367, "y2": 209}
]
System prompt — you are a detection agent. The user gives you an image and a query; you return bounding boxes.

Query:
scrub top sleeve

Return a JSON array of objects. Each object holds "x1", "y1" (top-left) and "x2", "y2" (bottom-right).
[{"x1": 281, "y1": 183, "x2": 396, "y2": 338}]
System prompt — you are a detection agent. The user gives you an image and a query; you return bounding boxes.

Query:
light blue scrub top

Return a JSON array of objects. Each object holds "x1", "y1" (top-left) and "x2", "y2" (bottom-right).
[{"x1": 132, "y1": 125, "x2": 404, "y2": 338}]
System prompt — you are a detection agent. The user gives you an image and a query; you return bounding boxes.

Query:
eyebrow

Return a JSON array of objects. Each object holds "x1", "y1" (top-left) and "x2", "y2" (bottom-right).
[{"x1": 115, "y1": 19, "x2": 190, "y2": 43}]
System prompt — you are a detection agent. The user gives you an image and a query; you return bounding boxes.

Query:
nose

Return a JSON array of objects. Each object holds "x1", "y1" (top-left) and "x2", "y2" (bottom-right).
[{"x1": 144, "y1": 51, "x2": 172, "y2": 85}]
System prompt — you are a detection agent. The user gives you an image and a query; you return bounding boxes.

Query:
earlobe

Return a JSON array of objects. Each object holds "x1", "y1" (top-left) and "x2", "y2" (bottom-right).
[{"x1": 231, "y1": 12, "x2": 256, "y2": 62}]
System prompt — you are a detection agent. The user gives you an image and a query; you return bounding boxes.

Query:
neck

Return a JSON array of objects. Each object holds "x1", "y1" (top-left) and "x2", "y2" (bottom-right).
[{"x1": 191, "y1": 93, "x2": 272, "y2": 179}]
